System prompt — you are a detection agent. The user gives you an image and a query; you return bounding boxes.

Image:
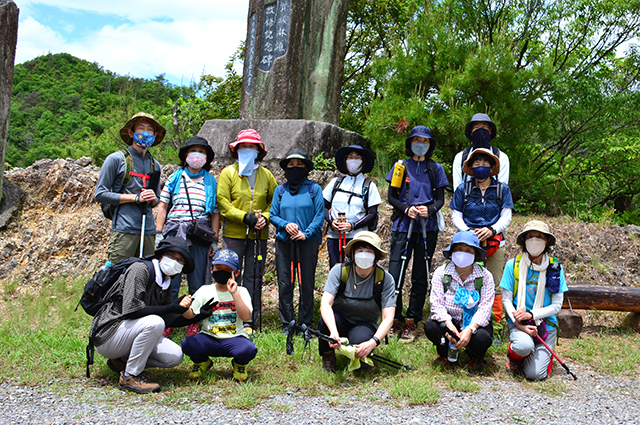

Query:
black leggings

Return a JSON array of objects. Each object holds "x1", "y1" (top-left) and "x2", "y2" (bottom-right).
[
  {"x1": 423, "y1": 318, "x2": 493, "y2": 360},
  {"x1": 317, "y1": 312, "x2": 377, "y2": 355}
]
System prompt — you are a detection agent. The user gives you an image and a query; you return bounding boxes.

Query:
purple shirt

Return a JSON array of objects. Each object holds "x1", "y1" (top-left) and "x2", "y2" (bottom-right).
[{"x1": 385, "y1": 158, "x2": 448, "y2": 232}]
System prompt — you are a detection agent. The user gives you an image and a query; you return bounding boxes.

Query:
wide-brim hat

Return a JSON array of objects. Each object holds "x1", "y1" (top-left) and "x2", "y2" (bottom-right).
[
  {"x1": 465, "y1": 113, "x2": 497, "y2": 140},
  {"x1": 211, "y1": 249, "x2": 240, "y2": 272},
  {"x1": 119, "y1": 112, "x2": 167, "y2": 147},
  {"x1": 462, "y1": 148, "x2": 501, "y2": 177},
  {"x1": 179, "y1": 136, "x2": 215, "y2": 166},
  {"x1": 344, "y1": 231, "x2": 388, "y2": 260},
  {"x1": 279, "y1": 148, "x2": 314, "y2": 170},
  {"x1": 404, "y1": 125, "x2": 437, "y2": 157},
  {"x1": 155, "y1": 237, "x2": 195, "y2": 274},
  {"x1": 516, "y1": 220, "x2": 557, "y2": 247},
  {"x1": 335, "y1": 145, "x2": 374, "y2": 174},
  {"x1": 443, "y1": 231, "x2": 486, "y2": 263},
  {"x1": 228, "y1": 129, "x2": 267, "y2": 161}
]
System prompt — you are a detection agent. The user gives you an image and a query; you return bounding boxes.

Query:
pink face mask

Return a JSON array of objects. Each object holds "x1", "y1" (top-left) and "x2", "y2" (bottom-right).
[{"x1": 186, "y1": 152, "x2": 207, "y2": 169}]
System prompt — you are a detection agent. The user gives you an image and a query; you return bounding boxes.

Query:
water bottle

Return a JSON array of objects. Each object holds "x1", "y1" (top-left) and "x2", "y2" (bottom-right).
[
  {"x1": 97, "y1": 261, "x2": 112, "y2": 283},
  {"x1": 447, "y1": 342, "x2": 459, "y2": 362}
]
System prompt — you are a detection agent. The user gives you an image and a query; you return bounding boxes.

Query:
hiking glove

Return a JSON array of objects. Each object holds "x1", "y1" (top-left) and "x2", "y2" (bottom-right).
[{"x1": 243, "y1": 213, "x2": 259, "y2": 228}]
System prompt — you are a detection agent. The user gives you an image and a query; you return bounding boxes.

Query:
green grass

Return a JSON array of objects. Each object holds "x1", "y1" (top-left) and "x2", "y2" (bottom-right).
[{"x1": 2, "y1": 274, "x2": 640, "y2": 408}]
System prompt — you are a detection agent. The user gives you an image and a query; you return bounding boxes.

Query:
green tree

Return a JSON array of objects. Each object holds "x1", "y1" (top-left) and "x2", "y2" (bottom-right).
[{"x1": 364, "y1": 0, "x2": 640, "y2": 222}]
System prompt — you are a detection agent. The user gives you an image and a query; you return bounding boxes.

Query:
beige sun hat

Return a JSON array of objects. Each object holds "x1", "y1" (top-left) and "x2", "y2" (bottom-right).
[
  {"x1": 462, "y1": 148, "x2": 500, "y2": 177},
  {"x1": 119, "y1": 112, "x2": 167, "y2": 147},
  {"x1": 344, "y1": 231, "x2": 388, "y2": 260},
  {"x1": 516, "y1": 220, "x2": 557, "y2": 247}
]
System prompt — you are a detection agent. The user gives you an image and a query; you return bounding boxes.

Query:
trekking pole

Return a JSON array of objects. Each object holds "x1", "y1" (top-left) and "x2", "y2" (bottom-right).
[
  {"x1": 138, "y1": 178, "x2": 149, "y2": 258},
  {"x1": 420, "y1": 216, "x2": 432, "y2": 295},
  {"x1": 535, "y1": 335, "x2": 578, "y2": 380},
  {"x1": 302, "y1": 325, "x2": 413, "y2": 371},
  {"x1": 395, "y1": 217, "x2": 416, "y2": 298},
  {"x1": 338, "y1": 212, "x2": 346, "y2": 263},
  {"x1": 296, "y1": 239, "x2": 303, "y2": 288},
  {"x1": 254, "y1": 210, "x2": 263, "y2": 334}
]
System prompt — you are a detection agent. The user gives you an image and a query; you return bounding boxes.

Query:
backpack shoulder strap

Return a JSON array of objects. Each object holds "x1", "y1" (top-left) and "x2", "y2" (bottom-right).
[
  {"x1": 362, "y1": 177, "x2": 372, "y2": 210},
  {"x1": 337, "y1": 261, "x2": 351, "y2": 299},
  {"x1": 278, "y1": 183, "x2": 288, "y2": 198},
  {"x1": 496, "y1": 181, "x2": 503, "y2": 205},
  {"x1": 462, "y1": 180, "x2": 475, "y2": 214},
  {"x1": 514, "y1": 254, "x2": 523, "y2": 295},
  {"x1": 492, "y1": 146, "x2": 501, "y2": 156},
  {"x1": 442, "y1": 261, "x2": 453, "y2": 293},
  {"x1": 119, "y1": 149, "x2": 132, "y2": 186},
  {"x1": 373, "y1": 265, "x2": 385, "y2": 309},
  {"x1": 330, "y1": 176, "x2": 346, "y2": 203},
  {"x1": 427, "y1": 159, "x2": 437, "y2": 196}
]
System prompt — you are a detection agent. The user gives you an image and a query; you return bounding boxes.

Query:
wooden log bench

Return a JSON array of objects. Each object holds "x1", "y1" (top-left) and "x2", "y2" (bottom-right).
[{"x1": 558, "y1": 284, "x2": 640, "y2": 337}]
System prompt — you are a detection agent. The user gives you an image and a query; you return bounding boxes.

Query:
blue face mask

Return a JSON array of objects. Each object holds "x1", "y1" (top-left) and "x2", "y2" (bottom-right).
[
  {"x1": 411, "y1": 142, "x2": 430, "y2": 158},
  {"x1": 472, "y1": 166, "x2": 492, "y2": 180},
  {"x1": 237, "y1": 148, "x2": 259, "y2": 177},
  {"x1": 133, "y1": 132, "x2": 155, "y2": 149}
]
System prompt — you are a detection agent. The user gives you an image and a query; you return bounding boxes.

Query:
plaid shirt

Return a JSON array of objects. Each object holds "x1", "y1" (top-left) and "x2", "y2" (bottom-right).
[{"x1": 429, "y1": 262, "x2": 495, "y2": 327}]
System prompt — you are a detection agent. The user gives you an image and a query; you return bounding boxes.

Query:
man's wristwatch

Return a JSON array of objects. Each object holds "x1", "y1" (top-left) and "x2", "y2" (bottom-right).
[
  {"x1": 135, "y1": 194, "x2": 140, "y2": 204},
  {"x1": 371, "y1": 336, "x2": 380, "y2": 346},
  {"x1": 470, "y1": 327, "x2": 477, "y2": 335}
]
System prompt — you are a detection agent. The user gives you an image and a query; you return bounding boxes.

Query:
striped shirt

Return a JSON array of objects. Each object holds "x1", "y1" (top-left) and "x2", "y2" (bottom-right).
[
  {"x1": 160, "y1": 175, "x2": 208, "y2": 222},
  {"x1": 429, "y1": 262, "x2": 495, "y2": 327}
]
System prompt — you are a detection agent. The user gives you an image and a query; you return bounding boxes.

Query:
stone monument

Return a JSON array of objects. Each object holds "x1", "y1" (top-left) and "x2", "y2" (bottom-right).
[
  {"x1": 1, "y1": 0, "x2": 19, "y2": 196},
  {"x1": 0, "y1": 0, "x2": 20, "y2": 226},
  {"x1": 200, "y1": 0, "x2": 365, "y2": 165}
]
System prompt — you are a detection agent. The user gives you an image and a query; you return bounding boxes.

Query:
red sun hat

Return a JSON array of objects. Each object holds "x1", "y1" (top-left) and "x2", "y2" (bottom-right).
[{"x1": 228, "y1": 129, "x2": 267, "y2": 161}]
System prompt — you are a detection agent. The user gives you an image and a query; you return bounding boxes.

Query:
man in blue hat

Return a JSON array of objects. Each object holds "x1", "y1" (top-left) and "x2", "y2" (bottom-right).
[
  {"x1": 423, "y1": 231, "x2": 495, "y2": 369},
  {"x1": 452, "y1": 113, "x2": 510, "y2": 190},
  {"x1": 181, "y1": 249, "x2": 258, "y2": 382}
]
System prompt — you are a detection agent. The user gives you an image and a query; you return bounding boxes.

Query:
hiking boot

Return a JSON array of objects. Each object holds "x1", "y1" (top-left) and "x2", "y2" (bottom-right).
[
  {"x1": 506, "y1": 344, "x2": 525, "y2": 375},
  {"x1": 118, "y1": 372, "x2": 161, "y2": 394},
  {"x1": 231, "y1": 359, "x2": 248, "y2": 381},
  {"x1": 434, "y1": 356, "x2": 451, "y2": 367},
  {"x1": 106, "y1": 358, "x2": 126, "y2": 374},
  {"x1": 162, "y1": 327, "x2": 174, "y2": 338},
  {"x1": 399, "y1": 319, "x2": 417, "y2": 343},
  {"x1": 189, "y1": 358, "x2": 213, "y2": 380},
  {"x1": 186, "y1": 323, "x2": 199, "y2": 338},
  {"x1": 322, "y1": 351, "x2": 336, "y2": 373},
  {"x1": 468, "y1": 357, "x2": 487, "y2": 371},
  {"x1": 388, "y1": 320, "x2": 403, "y2": 339}
]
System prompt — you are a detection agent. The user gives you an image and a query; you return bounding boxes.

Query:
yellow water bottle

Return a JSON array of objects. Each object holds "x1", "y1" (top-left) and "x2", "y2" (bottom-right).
[{"x1": 390, "y1": 160, "x2": 405, "y2": 188}]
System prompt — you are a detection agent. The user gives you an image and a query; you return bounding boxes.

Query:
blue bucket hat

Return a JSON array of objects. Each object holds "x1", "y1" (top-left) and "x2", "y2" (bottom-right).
[
  {"x1": 211, "y1": 249, "x2": 240, "y2": 272},
  {"x1": 404, "y1": 126, "x2": 437, "y2": 157},
  {"x1": 442, "y1": 231, "x2": 486, "y2": 262},
  {"x1": 334, "y1": 145, "x2": 375, "y2": 174}
]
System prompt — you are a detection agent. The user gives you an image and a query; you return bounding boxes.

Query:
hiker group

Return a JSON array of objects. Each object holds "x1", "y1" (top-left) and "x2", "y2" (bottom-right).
[{"x1": 88, "y1": 112, "x2": 568, "y2": 394}]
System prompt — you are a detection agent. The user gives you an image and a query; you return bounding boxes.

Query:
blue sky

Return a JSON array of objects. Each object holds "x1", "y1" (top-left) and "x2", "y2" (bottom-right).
[{"x1": 14, "y1": 0, "x2": 250, "y2": 86}]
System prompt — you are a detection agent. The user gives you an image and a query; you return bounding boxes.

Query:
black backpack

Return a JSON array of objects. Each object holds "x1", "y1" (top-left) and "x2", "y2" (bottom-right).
[
  {"x1": 461, "y1": 179, "x2": 504, "y2": 214},
  {"x1": 100, "y1": 148, "x2": 158, "y2": 220},
  {"x1": 76, "y1": 257, "x2": 155, "y2": 317},
  {"x1": 329, "y1": 176, "x2": 378, "y2": 231}
]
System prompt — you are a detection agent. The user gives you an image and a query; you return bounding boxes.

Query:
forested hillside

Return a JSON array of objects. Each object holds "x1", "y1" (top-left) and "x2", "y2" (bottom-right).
[{"x1": 6, "y1": 52, "x2": 241, "y2": 169}]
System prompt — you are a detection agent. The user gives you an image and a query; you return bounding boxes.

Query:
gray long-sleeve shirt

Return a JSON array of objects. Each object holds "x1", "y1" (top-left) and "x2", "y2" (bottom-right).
[{"x1": 94, "y1": 146, "x2": 161, "y2": 234}]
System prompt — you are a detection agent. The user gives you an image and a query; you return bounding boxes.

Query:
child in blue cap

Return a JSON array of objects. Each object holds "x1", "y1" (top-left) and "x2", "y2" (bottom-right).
[{"x1": 181, "y1": 249, "x2": 257, "y2": 381}]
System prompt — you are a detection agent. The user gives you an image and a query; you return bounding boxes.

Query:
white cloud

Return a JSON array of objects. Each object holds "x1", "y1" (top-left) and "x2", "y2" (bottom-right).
[{"x1": 14, "y1": 2, "x2": 249, "y2": 85}]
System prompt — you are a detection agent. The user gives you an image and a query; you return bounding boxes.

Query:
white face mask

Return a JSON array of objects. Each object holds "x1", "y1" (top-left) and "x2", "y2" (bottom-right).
[
  {"x1": 452, "y1": 251, "x2": 475, "y2": 269},
  {"x1": 346, "y1": 159, "x2": 363, "y2": 175},
  {"x1": 525, "y1": 237, "x2": 546, "y2": 257},
  {"x1": 354, "y1": 251, "x2": 376, "y2": 269},
  {"x1": 159, "y1": 256, "x2": 183, "y2": 277},
  {"x1": 237, "y1": 148, "x2": 259, "y2": 176},
  {"x1": 186, "y1": 152, "x2": 207, "y2": 170}
]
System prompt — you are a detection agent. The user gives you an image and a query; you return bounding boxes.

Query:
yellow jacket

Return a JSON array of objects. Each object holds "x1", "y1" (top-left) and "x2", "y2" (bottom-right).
[{"x1": 217, "y1": 163, "x2": 277, "y2": 240}]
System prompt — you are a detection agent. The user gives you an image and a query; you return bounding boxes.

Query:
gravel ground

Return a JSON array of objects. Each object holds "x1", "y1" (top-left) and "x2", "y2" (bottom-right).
[{"x1": 2, "y1": 362, "x2": 639, "y2": 425}]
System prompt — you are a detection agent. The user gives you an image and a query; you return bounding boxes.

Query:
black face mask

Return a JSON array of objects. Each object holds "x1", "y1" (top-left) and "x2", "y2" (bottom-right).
[
  {"x1": 471, "y1": 128, "x2": 491, "y2": 150},
  {"x1": 212, "y1": 270, "x2": 232, "y2": 285},
  {"x1": 285, "y1": 166, "x2": 306, "y2": 194}
]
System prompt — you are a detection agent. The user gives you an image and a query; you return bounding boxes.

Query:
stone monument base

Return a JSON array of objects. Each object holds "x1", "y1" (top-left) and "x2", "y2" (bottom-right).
[{"x1": 198, "y1": 119, "x2": 366, "y2": 166}]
